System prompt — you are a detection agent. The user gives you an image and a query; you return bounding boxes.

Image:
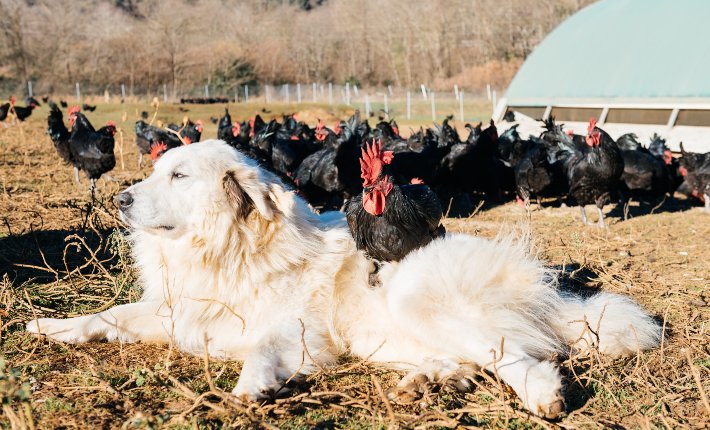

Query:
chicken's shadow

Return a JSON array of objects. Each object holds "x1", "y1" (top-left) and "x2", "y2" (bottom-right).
[{"x1": 607, "y1": 195, "x2": 699, "y2": 220}]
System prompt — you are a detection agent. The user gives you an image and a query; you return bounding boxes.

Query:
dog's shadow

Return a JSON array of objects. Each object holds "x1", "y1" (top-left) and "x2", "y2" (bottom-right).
[{"x1": 0, "y1": 227, "x2": 119, "y2": 285}]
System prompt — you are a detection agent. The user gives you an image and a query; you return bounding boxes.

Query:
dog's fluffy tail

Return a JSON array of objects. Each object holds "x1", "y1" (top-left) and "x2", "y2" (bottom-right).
[{"x1": 552, "y1": 291, "x2": 662, "y2": 356}]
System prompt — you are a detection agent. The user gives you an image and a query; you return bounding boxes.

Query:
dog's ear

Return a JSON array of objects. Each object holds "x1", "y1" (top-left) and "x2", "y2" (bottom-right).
[{"x1": 223, "y1": 170, "x2": 274, "y2": 221}]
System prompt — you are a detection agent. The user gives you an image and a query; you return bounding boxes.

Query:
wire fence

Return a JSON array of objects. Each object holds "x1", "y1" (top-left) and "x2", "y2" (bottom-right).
[{"x1": 3, "y1": 81, "x2": 503, "y2": 123}]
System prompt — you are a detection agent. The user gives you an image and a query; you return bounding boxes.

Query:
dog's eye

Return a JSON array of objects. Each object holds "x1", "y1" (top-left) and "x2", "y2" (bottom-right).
[{"x1": 172, "y1": 172, "x2": 187, "y2": 179}]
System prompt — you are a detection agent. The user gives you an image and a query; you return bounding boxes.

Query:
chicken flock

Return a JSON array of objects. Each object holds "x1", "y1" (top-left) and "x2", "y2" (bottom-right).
[{"x1": 4, "y1": 94, "x2": 710, "y2": 261}]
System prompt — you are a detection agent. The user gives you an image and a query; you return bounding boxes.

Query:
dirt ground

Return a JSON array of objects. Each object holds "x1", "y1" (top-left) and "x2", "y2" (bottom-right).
[{"x1": 0, "y1": 103, "x2": 709, "y2": 429}]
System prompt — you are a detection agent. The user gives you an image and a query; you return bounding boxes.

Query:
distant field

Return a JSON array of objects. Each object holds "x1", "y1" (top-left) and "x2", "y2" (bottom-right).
[{"x1": 0, "y1": 105, "x2": 708, "y2": 429}]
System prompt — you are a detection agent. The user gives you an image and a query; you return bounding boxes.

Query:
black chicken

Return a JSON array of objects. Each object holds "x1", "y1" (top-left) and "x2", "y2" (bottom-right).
[
  {"x1": 436, "y1": 120, "x2": 513, "y2": 203},
  {"x1": 82, "y1": 104, "x2": 97, "y2": 112},
  {"x1": 167, "y1": 118, "x2": 203, "y2": 144},
  {"x1": 549, "y1": 118, "x2": 624, "y2": 227},
  {"x1": 678, "y1": 143, "x2": 710, "y2": 210},
  {"x1": 513, "y1": 136, "x2": 564, "y2": 206},
  {"x1": 68, "y1": 110, "x2": 117, "y2": 190},
  {"x1": 47, "y1": 101, "x2": 72, "y2": 166},
  {"x1": 615, "y1": 133, "x2": 672, "y2": 203},
  {"x1": 7, "y1": 96, "x2": 39, "y2": 122},
  {"x1": 345, "y1": 140, "x2": 445, "y2": 262},
  {"x1": 0, "y1": 101, "x2": 9, "y2": 123},
  {"x1": 294, "y1": 113, "x2": 362, "y2": 209},
  {"x1": 134, "y1": 120, "x2": 183, "y2": 165}
]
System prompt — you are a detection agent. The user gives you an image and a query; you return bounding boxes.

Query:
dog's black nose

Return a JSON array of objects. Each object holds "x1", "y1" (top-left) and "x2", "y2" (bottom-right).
[{"x1": 116, "y1": 192, "x2": 134, "y2": 209}]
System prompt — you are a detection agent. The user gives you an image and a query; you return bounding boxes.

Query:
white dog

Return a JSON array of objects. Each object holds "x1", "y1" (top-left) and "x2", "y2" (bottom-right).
[{"x1": 27, "y1": 141, "x2": 661, "y2": 418}]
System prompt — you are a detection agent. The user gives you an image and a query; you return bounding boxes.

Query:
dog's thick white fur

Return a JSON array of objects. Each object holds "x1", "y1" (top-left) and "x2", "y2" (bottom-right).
[{"x1": 26, "y1": 141, "x2": 661, "y2": 418}]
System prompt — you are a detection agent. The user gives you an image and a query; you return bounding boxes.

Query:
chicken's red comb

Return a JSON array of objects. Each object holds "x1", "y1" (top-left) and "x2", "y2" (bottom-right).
[
  {"x1": 9, "y1": 96, "x2": 16, "y2": 104},
  {"x1": 566, "y1": 129, "x2": 574, "y2": 136},
  {"x1": 68, "y1": 106, "x2": 81, "y2": 115},
  {"x1": 106, "y1": 121, "x2": 116, "y2": 127},
  {"x1": 232, "y1": 122, "x2": 241, "y2": 137},
  {"x1": 150, "y1": 142, "x2": 168, "y2": 161},
  {"x1": 316, "y1": 119, "x2": 325, "y2": 129},
  {"x1": 359, "y1": 139, "x2": 394, "y2": 187},
  {"x1": 587, "y1": 118, "x2": 598, "y2": 134}
]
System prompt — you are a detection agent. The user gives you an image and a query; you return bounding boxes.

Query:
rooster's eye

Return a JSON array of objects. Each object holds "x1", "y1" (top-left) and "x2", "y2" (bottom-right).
[{"x1": 172, "y1": 172, "x2": 186, "y2": 179}]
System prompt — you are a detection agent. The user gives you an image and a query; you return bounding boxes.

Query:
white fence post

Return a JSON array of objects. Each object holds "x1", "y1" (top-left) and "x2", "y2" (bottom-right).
[
  {"x1": 75, "y1": 83, "x2": 81, "y2": 104},
  {"x1": 163, "y1": 83, "x2": 168, "y2": 102},
  {"x1": 365, "y1": 94, "x2": 371, "y2": 118},
  {"x1": 345, "y1": 83, "x2": 351, "y2": 105},
  {"x1": 265, "y1": 85, "x2": 270, "y2": 103},
  {"x1": 406, "y1": 91, "x2": 411, "y2": 120},
  {"x1": 328, "y1": 83, "x2": 333, "y2": 105},
  {"x1": 353, "y1": 85, "x2": 359, "y2": 97},
  {"x1": 459, "y1": 90, "x2": 464, "y2": 122},
  {"x1": 454, "y1": 84, "x2": 459, "y2": 101},
  {"x1": 27, "y1": 81, "x2": 33, "y2": 98},
  {"x1": 204, "y1": 84, "x2": 209, "y2": 98},
  {"x1": 388, "y1": 85, "x2": 394, "y2": 96},
  {"x1": 486, "y1": 84, "x2": 491, "y2": 101},
  {"x1": 234, "y1": 87, "x2": 238, "y2": 103},
  {"x1": 284, "y1": 84, "x2": 290, "y2": 103},
  {"x1": 245, "y1": 85, "x2": 249, "y2": 103},
  {"x1": 121, "y1": 84, "x2": 126, "y2": 100},
  {"x1": 297, "y1": 83, "x2": 302, "y2": 103},
  {"x1": 312, "y1": 82, "x2": 317, "y2": 103},
  {"x1": 431, "y1": 92, "x2": 436, "y2": 121},
  {"x1": 420, "y1": 84, "x2": 427, "y2": 100}
]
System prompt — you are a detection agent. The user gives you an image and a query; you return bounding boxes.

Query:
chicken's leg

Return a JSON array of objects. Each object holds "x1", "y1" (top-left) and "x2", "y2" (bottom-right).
[
  {"x1": 74, "y1": 167, "x2": 81, "y2": 184},
  {"x1": 138, "y1": 153, "x2": 144, "y2": 168},
  {"x1": 579, "y1": 206, "x2": 590, "y2": 225},
  {"x1": 596, "y1": 206, "x2": 606, "y2": 228}
]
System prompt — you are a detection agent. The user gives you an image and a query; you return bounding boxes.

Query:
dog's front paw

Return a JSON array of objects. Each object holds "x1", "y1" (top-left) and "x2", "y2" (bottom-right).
[
  {"x1": 517, "y1": 362, "x2": 566, "y2": 420},
  {"x1": 231, "y1": 371, "x2": 285, "y2": 403},
  {"x1": 25, "y1": 317, "x2": 92, "y2": 344}
]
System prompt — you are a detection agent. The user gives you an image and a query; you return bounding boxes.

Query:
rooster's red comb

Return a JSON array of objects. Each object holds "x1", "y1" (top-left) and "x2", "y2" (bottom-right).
[
  {"x1": 150, "y1": 142, "x2": 168, "y2": 161},
  {"x1": 359, "y1": 139, "x2": 394, "y2": 187},
  {"x1": 587, "y1": 118, "x2": 598, "y2": 134},
  {"x1": 68, "y1": 106, "x2": 81, "y2": 115},
  {"x1": 106, "y1": 121, "x2": 116, "y2": 127},
  {"x1": 9, "y1": 96, "x2": 16, "y2": 104}
]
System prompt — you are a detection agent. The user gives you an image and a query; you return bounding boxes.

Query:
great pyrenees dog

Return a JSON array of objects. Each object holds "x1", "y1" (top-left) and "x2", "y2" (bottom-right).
[{"x1": 27, "y1": 140, "x2": 661, "y2": 418}]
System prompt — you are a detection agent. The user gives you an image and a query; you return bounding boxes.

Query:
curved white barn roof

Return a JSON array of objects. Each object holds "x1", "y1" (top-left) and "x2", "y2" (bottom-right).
[{"x1": 498, "y1": 0, "x2": 710, "y2": 152}]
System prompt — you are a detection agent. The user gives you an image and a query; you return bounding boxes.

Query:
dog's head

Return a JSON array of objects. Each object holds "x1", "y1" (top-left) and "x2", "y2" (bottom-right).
[{"x1": 117, "y1": 140, "x2": 277, "y2": 238}]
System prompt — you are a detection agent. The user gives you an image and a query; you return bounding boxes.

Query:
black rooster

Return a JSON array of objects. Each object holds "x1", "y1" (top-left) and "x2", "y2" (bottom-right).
[
  {"x1": 549, "y1": 119, "x2": 624, "y2": 227},
  {"x1": 345, "y1": 140, "x2": 445, "y2": 262},
  {"x1": 68, "y1": 110, "x2": 117, "y2": 190}
]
